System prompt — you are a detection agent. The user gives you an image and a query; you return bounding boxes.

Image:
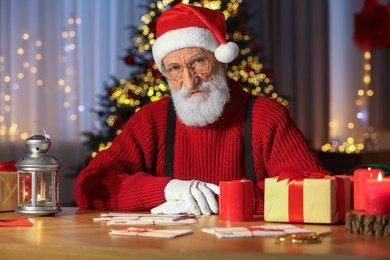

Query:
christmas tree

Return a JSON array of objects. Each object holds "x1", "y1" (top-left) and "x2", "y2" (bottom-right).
[{"x1": 83, "y1": 0, "x2": 287, "y2": 162}]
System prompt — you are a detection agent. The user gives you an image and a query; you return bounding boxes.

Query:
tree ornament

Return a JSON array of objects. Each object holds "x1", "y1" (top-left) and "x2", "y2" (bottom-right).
[{"x1": 124, "y1": 54, "x2": 135, "y2": 65}]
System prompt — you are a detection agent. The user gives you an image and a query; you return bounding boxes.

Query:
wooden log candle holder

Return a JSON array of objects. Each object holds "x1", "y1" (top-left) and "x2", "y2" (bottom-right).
[{"x1": 345, "y1": 211, "x2": 390, "y2": 236}]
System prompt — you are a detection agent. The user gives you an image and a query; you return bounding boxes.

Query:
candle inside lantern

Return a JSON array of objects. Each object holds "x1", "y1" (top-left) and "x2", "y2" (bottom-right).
[
  {"x1": 353, "y1": 167, "x2": 384, "y2": 211},
  {"x1": 365, "y1": 173, "x2": 390, "y2": 215}
]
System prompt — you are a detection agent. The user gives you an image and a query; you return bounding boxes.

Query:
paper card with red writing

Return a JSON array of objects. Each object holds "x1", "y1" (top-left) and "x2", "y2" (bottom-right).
[
  {"x1": 109, "y1": 227, "x2": 193, "y2": 238},
  {"x1": 264, "y1": 176, "x2": 351, "y2": 224},
  {"x1": 202, "y1": 225, "x2": 313, "y2": 238},
  {"x1": 94, "y1": 213, "x2": 198, "y2": 225}
]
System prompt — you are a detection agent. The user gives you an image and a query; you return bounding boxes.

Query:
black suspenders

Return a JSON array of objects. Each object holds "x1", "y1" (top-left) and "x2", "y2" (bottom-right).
[
  {"x1": 164, "y1": 95, "x2": 258, "y2": 182},
  {"x1": 244, "y1": 95, "x2": 257, "y2": 182},
  {"x1": 165, "y1": 99, "x2": 176, "y2": 178}
]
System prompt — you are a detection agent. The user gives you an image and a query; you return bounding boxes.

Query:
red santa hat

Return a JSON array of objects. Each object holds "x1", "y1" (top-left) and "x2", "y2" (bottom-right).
[{"x1": 152, "y1": 3, "x2": 239, "y2": 74}]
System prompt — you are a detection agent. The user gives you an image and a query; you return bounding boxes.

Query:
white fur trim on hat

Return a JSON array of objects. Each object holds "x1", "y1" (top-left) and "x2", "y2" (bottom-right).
[{"x1": 152, "y1": 27, "x2": 219, "y2": 73}]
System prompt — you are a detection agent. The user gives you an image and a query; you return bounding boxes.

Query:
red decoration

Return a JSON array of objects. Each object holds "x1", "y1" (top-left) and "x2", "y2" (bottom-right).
[
  {"x1": 148, "y1": 61, "x2": 156, "y2": 69},
  {"x1": 251, "y1": 42, "x2": 262, "y2": 52},
  {"x1": 114, "y1": 117, "x2": 124, "y2": 128},
  {"x1": 148, "y1": 61, "x2": 164, "y2": 80},
  {"x1": 353, "y1": 0, "x2": 390, "y2": 51},
  {"x1": 153, "y1": 69, "x2": 163, "y2": 80},
  {"x1": 238, "y1": 25, "x2": 248, "y2": 35},
  {"x1": 127, "y1": 93, "x2": 137, "y2": 100},
  {"x1": 244, "y1": 67, "x2": 254, "y2": 74},
  {"x1": 232, "y1": 8, "x2": 240, "y2": 17},
  {"x1": 263, "y1": 69, "x2": 273, "y2": 79},
  {"x1": 148, "y1": 20, "x2": 157, "y2": 35},
  {"x1": 0, "y1": 160, "x2": 17, "y2": 171},
  {"x1": 0, "y1": 218, "x2": 33, "y2": 227},
  {"x1": 124, "y1": 54, "x2": 135, "y2": 65},
  {"x1": 107, "y1": 87, "x2": 115, "y2": 96}
]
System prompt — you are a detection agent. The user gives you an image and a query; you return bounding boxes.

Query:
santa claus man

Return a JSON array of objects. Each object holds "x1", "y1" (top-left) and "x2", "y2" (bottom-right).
[{"x1": 74, "y1": 3, "x2": 324, "y2": 215}]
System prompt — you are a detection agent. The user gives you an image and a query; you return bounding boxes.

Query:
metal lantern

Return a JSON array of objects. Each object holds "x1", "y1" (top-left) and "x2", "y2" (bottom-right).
[{"x1": 16, "y1": 135, "x2": 61, "y2": 215}]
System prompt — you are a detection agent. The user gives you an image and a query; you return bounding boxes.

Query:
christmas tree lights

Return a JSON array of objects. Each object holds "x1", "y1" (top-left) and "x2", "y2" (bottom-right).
[{"x1": 83, "y1": 0, "x2": 288, "y2": 159}]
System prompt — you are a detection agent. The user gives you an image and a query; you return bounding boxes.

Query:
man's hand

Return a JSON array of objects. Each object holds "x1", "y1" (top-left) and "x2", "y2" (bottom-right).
[
  {"x1": 150, "y1": 200, "x2": 192, "y2": 215},
  {"x1": 152, "y1": 179, "x2": 220, "y2": 215}
]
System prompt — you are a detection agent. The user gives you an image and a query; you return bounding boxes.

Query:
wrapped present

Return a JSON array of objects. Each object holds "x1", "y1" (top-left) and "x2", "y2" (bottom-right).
[
  {"x1": 334, "y1": 174, "x2": 354, "y2": 210},
  {"x1": 264, "y1": 169, "x2": 351, "y2": 224},
  {"x1": 0, "y1": 161, "x2": 18, "y2": 212}
]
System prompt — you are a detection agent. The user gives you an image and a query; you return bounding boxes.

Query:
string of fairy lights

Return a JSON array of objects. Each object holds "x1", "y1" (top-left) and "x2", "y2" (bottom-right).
[
  {"x1": 0, "y1": 16, "x2": 82, "y2": 142},
  {"x1": 321, "y1": 50, "x2": 377, "y2": 154},
  {"x1": 0, "y1": 32, "x2": 45, "y2": 141}
]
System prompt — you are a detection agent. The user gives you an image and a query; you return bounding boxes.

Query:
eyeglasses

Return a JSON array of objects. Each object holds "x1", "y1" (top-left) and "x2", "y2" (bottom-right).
[{"x1": 163, "y1": 55, "x2": 211, "y2": 81}]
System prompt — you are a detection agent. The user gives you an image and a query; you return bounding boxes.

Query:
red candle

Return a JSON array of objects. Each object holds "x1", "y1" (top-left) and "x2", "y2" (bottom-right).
[
  {"x1": 365, "y1": 173, "x2": 390, "y2": 215},
  {"x1": 353, "y1": 167, "x2": 383, "y2": 211}
]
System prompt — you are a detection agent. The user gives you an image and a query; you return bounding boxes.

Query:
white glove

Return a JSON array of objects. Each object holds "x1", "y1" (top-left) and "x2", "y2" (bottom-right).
[
  {"x1": 164, "y1": 179, "x2": 220, "y2": 215},
  {"x1": 151, "y1": 200, "x2": 192, "y2": 215}
]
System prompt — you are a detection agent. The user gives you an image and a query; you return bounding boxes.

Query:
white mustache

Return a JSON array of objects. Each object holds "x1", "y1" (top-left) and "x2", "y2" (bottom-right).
[{"x1": 178, "y1": 84, "x2": 212, "y2": 97}]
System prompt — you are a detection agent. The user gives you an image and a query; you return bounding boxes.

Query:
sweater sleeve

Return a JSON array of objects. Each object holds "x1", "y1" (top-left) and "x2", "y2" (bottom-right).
[
  {"x1": 74, "y1": 99, "x2": 171, "y2": 211},
  {"x1": 251, "y1": 96, "x2": 324, "y2": 214}
]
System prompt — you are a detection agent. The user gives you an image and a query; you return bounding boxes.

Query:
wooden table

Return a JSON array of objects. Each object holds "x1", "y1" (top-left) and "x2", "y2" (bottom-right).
[{"x1": 0, "y1": 207, "x2": 389, "y2": 260}]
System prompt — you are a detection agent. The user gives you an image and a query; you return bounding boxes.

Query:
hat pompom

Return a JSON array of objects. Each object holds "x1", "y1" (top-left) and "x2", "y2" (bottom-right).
[{"x1": 214, "y1": 42, "x2": 239, "y2": 63}]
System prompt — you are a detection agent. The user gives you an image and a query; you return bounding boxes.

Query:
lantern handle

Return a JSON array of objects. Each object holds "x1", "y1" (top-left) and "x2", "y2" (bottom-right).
[{"x1": 30, "y1": 121, "x2": 50, "y2": 140}]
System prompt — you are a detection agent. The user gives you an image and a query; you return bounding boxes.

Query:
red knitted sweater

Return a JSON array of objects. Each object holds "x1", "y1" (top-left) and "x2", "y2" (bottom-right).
[{"x1": 74, "y1": 79, "x2": 323, "y2": 214}]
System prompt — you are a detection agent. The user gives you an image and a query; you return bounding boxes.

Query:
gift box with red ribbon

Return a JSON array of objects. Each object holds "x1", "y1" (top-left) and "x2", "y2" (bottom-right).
[
  {"x1": 264, "y1": 169, "x2": 351, "y2": 224},
  {"x1": 0, "y1": 160, "x2": 18, "y2": 212},
  {"x1": 333, "y1": 174, "x2": 354, "y2": 210}
]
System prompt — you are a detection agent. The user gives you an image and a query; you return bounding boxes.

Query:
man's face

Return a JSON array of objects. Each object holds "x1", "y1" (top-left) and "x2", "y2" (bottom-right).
[
  {"x1": 162, "y1": 47, "x2": 230, "y2": 127},
  {"x1": 162, "y1": 47, "x2": 218, "y2": 94}
]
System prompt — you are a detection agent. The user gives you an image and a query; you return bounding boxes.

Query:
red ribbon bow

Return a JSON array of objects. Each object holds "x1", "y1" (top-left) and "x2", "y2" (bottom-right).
[
  {"x1": 0, "y1": 160, "x2": 17, "y2": 172},
  {"x1": 277, "y1": 168, "x2": 330, "y2": 182}
]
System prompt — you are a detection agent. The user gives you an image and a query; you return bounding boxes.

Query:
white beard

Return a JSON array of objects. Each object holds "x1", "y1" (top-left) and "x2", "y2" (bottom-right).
[{"x1": 169, "y1": 65, "x2": 230, "y2": 127}]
